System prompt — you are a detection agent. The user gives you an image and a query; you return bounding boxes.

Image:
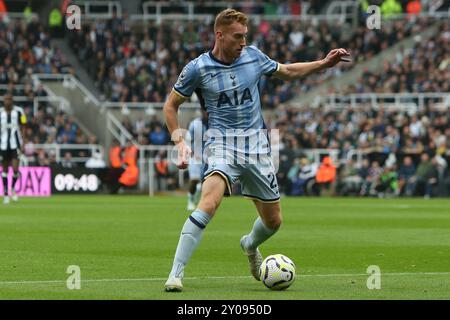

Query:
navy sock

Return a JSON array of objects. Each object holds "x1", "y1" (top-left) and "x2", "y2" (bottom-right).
[
  {"x1": 1, "y1": 172, "x2": 8, "y2": 195},
  {"x1": 11, "y1": 172, "x2": 19, "y2": 192}
]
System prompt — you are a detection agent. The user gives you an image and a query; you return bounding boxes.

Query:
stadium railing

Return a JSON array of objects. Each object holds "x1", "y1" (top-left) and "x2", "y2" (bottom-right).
[
  {"x1": 135, "y1": 1, "x2": 349, "y2": 23},
  {"x1": 72, "y1": 0, "x2": 122, "y2": 19},
  {"x1": 31, "y1": 73, "x2": 129, "y2": 146},
  {"x1": 70, "y1": 0, "x2": 449, "y2": 23},
  {"x1": 322, "y1": 93, "x2": 450, "y2": 111},
  {"x1": 134, "y1": 1, "x2": 449, "y2": 24},
  {"x1": 0, "y1": 12, "x2": 39, "y2": 20},
  {"x1": 22, "y1": 144, "x2": 105, "y2": 166},
  {"x1": 327, "y1": 0, "x2": 450, "y2": 18},
  {"x1": 0, "y1": 84, "x2": 26, "y2": 94},
  {"x1": 31, "y1": 74, "x2": 101, "y2": 106},
  {"x1": 106, "y1": 112, "x2": 136, "y2": 147},
  {"x1": 0, "y1": 94, "x2": 70, "y2": 116},
  {"x1": 102, "y1": 101, "x2": 199, "y2": 112}
]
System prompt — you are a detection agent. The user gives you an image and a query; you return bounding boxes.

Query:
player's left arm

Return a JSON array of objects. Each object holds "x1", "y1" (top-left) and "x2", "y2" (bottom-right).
[
  {"x1": 273, "y1": 48, "x2": 350, "y2": 81},
  {"x1": 19, "y1": 109, "x2": 27, "y2": 153}
]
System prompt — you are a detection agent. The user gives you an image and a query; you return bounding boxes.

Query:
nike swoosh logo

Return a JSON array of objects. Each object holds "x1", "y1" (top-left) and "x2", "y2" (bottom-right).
[{"x1": 210, "y1": 72, "x2": 220, "y2": 78}]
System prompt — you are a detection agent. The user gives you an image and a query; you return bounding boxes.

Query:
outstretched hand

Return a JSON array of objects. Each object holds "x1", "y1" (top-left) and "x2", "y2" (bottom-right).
[{"x1": 322, "y1": 48, "x2": 351, "y2": 68}]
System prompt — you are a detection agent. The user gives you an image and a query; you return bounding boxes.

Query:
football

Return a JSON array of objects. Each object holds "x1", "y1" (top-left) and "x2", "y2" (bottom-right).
[{"x1": 259, "y1": 254, "x2": 296, "y2": 290}]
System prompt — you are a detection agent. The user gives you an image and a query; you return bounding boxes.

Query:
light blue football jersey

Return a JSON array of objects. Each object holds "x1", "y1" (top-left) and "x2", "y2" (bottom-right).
[{"x1": 174, "y1": 45, "x2": 279, "y2": 161}]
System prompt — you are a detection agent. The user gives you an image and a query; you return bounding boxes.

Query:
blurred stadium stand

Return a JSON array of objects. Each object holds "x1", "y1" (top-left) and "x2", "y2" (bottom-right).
[{"x1": 0, "y1": 0, "x2": 448, "y2": 196}]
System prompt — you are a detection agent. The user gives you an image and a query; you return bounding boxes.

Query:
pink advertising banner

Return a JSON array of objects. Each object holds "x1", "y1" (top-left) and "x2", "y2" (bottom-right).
[{"x1": 0, "y1": 167, "x2": 51, "y2": 197}]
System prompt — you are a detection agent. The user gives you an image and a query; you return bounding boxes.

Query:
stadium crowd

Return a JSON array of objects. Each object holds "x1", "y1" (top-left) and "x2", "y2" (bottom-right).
[
  {"x1": 336, "y1": 21, "x2": 450, "y2": 94},
  {"x1": 0, "y1": 17, "x2": 72, "y2": 83},
  {"x1": 1, "y1": 3, "x2": 448, "y2": 197},
  {"x1": 126, "y1": 98, "x2": 449, "y2": 198},
  {"x1": 0, "y1": 17, "x2": 98, "y2": 167},
  {"x1": 271, "y1": 102, "x2": 450, "y2": 198},
  {"x1": 76, "y1": 11, "x2": 445, "y2": 198},
  {"x1": 67, "y1": 10, "x2": 434, "y2": 108}
]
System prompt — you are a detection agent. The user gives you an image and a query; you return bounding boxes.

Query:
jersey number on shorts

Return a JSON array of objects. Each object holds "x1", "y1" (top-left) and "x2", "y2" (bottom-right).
[{"x1": 268, "y1": 173, "x2": 278, "y2": 190}]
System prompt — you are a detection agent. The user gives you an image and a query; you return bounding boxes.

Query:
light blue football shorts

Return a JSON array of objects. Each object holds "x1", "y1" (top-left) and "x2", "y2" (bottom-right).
[
  {"x1": 202, "y1": 154, "x2": 280, "y2": 203},
  {"x1": 188, "y1": 161, "x2": 204, "y2": 180}
]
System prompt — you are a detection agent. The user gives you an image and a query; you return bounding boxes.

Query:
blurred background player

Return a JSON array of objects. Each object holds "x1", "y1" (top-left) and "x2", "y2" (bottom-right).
[
  {"x1": 1, "y1": 92, "x2": 27, "y2": 204},
  {"x1": 186, "y1": 109, "x2": 208, "y2": 210}
]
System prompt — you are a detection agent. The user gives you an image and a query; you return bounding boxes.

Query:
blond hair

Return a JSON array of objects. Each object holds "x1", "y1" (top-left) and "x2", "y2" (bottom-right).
[{"x1": 214, "y1": 9, "x2": 248, "y2": 32}]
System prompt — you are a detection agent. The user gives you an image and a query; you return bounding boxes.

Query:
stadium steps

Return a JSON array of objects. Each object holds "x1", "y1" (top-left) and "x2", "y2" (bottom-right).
[
  {"x1": 289, "y1": 20, "x2": 443, "y2": 107},
  {"x1": 52, "y1": 39, "x2": 104, "y2": 101},
  {"x1": 39, "y1": 74, "x2": 112, "y2": 151}
]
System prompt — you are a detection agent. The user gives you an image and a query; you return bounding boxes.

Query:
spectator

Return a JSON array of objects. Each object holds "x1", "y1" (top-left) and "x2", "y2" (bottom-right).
[
  {"x1": 287, "y1": 158, "x2": 302, "y2": 196},
  {"x1": 410, "y1": 153, "x2": 434, "y2": 197},
  {"x1": 337, "y1": 158, "x2": 363, "y2": 196},
  {"x1": 290, "y1": 156, "x2": 319, "y2": 196},
  {"x1": 398, "y1": 156, "x2": 416, "y2": 196},
  {"x1": 406, "y1": 0, "x2": 421, "y2": 15},
  {"x1": 48, "y1": 7, "x2": 63, "y2": 38},
  {"x1": 426, "y1": 155, "x2": 448, "y2": 198},
  {"x1": 149, "y1": 124, "x2": 169, "y2": 145},
  {"x1": 109, "y1": 140, "x2": 123, "y2": 168},
  {"x1": 61, "y1": 152, "x2": 76, "y2": 168},
  {"x1": 360, "y1": 160, "x2": 383, "y2": 196},
  {"x1": 316, "y1": 156, "x2": 337, "y2": 196},
  {"x1": 154, "y1": 150, "x2": 169, "y2": 191},
  {"x1": 123, "y1": 140, "x2": 138, "y2": 167},
  {"x1": 381, "y1": 0, "x2": 403, "y2": 17},
  {"x1": 57, "y1": 123, "x2": 77, "y2": 144},
  {"x1": 375, "y1": 166, "x2": 399, "y2": 197}
]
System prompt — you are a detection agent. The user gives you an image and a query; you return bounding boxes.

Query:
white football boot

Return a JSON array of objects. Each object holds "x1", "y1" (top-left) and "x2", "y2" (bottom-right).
[
  {"x1": 164, "y1": 276, "x2": 183, "y2": 292},
  {"x1": 11, "y1": 189, "x2": 18, "y2": 202},
  {"x1": 240, "y1": 235, "x2": 263, "y2": 281}
]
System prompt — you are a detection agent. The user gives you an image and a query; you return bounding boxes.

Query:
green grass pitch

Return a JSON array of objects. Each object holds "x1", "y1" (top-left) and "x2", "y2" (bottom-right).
[{"x1": 0, "y1": 195, "x2": 449, "y2": 299}]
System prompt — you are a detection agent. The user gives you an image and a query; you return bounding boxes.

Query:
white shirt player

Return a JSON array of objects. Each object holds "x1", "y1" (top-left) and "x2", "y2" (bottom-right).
[{"x1": 0, "y1": 105, "x2": 26, "y2": 151}]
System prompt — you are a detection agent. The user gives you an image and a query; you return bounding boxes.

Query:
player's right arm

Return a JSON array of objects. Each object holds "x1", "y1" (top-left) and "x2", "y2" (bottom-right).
[
  {"x1": 163, "y1": 60, "x2": 200, "y2": 169},
  {"x1": 163, "y1": 90, "x2": 191, "y2": 169}
]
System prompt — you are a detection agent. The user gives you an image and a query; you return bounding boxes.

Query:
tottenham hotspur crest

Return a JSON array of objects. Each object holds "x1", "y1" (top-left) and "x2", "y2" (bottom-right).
[{"x1": 230, "y1": 74, "x2": 236, "y2": 86}]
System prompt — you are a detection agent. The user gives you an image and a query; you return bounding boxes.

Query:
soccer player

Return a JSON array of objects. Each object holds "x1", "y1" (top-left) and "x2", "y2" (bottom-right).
[
  {"x1": 163, "y1": 9, "x2": 349, "y2": 291},
  {"x1": 186, "y1": 109, "x2": 208, "y2": 210},
  {"x1": 0, "y1": 93, "x2": 27, "y2": 204}
]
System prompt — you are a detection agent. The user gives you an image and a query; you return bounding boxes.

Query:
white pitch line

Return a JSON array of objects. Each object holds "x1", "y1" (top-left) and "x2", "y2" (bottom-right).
[
  {"x1": 299, "y1": 272, "x2": 450, "y2": 277},
  {"x1": 0, "y1": 272, "x2": 449, "y2": 286}
]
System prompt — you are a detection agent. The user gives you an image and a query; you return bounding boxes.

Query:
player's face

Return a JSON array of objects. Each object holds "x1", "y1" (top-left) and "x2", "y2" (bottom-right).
[
  {"x1": 4, "y1": 95, "x2": 13, "y2": 110},
  {"x1": 219, "y1": 22, "x2": 247, "y2": 59}
]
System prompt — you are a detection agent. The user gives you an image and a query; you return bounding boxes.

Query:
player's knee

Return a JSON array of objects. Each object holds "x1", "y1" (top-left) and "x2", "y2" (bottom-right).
[
  {"x1": 272, "y1": 217, "x2": 282, "y2": 230},
  {"x1": 198, "y1": 197, "x2": 220, "y2": 215},
  {"x1": 265, "y1": 215, "x2": 282, "y2": 230}
]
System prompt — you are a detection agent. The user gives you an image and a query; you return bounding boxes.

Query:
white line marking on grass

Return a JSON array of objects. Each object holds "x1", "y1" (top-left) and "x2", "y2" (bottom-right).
[
  {"x1": 299, "y1": 272, "x2": 450, "y2": 277},
  {"x1": 1, "y1": 272, "x2": 449, "y2": 286},
  {"x1": 300, "y1": 203, "x2": 450, "y2": 210}
]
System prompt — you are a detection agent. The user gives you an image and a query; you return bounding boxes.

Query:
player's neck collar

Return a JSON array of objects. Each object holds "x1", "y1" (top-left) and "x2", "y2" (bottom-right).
[{"x1": 208, "y1": 50, "x2": 232, "y2": 66}]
